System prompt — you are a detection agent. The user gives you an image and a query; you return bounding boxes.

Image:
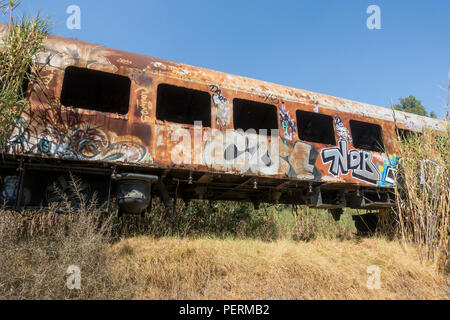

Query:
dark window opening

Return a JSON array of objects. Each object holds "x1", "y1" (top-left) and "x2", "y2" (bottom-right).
[
  {"x1": 156, "y1": 84, "x2": 211, "y2": 126},
  {"x1": 396, "y1": 128, "x2": 422, "y2": 141},
  {"x1": 60, "y1": 66, "x2": 130, "y2": 114},
  {"x1": 296, "y1": 110, "x2": 335, "y2": 145},
  {"x1": 233, "y1": 98, "x2": 278, "y2": 135},
  {"x1": 350, "y1": 120, "x2": 384, "y2": 152},
  {"x1": 397, "y1": 128, "x2": 412, "y2": 140}
]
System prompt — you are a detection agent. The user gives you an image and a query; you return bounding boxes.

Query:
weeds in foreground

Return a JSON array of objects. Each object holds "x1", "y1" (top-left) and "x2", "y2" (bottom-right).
[
  {"x1": 0, "y1": 177, "x2": 135, "y2": 299},
  {"x1": 392, "y1": 120, "x2": 449, "y2": 273},
  {"x1": 0, "y1": 174, "x2": 358, "y2": 299}
]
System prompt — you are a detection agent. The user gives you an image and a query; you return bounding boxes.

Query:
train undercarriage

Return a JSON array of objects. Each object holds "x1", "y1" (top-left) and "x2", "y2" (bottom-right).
[{"x1": 0, "y1": 155, "x2": 395, "y2": 233}]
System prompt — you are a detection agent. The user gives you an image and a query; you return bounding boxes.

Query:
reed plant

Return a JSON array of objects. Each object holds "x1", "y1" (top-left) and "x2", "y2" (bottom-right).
[
  {"x1": 392, "y1": 115, "x2": 449, "y2": 273},
  {"x1": 0, "y1": 2, "x2": 49, "y2": 151}
]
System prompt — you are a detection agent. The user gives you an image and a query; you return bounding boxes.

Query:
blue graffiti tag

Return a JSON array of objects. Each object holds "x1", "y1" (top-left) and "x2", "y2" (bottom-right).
[{"x1": 377, "y1": 154, "x2": 399, "y2": 187}]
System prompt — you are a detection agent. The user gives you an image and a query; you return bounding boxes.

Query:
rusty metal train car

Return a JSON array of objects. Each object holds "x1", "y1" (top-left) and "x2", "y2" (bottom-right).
[{"x1": 0, "y1": 23, "x2": 447, "y2": 219}]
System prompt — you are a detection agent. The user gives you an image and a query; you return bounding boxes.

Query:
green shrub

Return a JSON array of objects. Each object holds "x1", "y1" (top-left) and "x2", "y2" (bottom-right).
[{"x1": 0, "y1": 13, "x2": 49, "y2": 151}]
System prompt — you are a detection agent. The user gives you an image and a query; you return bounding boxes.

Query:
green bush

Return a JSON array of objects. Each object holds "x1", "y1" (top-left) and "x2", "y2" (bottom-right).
[{"x1": 0, "y1": 13, "x2": 49, "y2": 151}]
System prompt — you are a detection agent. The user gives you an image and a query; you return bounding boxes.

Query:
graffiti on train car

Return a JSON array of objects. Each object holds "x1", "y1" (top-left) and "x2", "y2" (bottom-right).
[
  {"x1": 209, "y1": 85, "x2": 231, "y2": 129},
  {"x1": 279, "y1": 138, "x2": 320, "y2": 180},
  {"x1": 198, "y1": 127, "x2": 318, "y2": 179},
  {"x1": 34, "y1": 39, "x2": 119, "y2": 73},
  {"x1": 135, "y1": 86, "x2": 153, "y2": 122},
  {"x1": 260, "y1": 92, "x2": 281, "y2": 105},
  {"x1": 377, "y1": 154, "x2": 399, "y2": 187},
  {"x1": 130, "y1": 68, "x2": 152, "y2": 86},
  {"x1": 162, "y1": 120, "x2": 320, "y2": 179},
  {"x1": 321, "y1": 140, "x2": 381, "y2": 185},
  {"x1": 202, "y1": 129, "x2": 280, "y2": 175},
  {"x1": 2, "y1": 176, "x2": 19, "y2": 202},
  {"x1": 334, "y1": 114, "x2": 352, "y2": 144},
  {"x1": 6, "y1": 116, "x2": 151, "y2": 163},
  {"x1": 279, "y1": 104, "x2": 296, "y2": 141},
  {"x1": 319, "y1": 115, "x2": 398, "y2": 186}
]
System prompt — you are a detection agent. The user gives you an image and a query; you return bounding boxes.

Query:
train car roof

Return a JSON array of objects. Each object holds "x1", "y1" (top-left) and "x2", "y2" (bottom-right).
[{"x1": 0, "y1": 23, "x2": 447, "y2": 133}]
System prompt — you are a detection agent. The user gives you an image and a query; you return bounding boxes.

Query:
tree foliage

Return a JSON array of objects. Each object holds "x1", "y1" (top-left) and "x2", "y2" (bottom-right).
[{"x1": 393, "y1": 95, "x2": 437, "y2": 118}]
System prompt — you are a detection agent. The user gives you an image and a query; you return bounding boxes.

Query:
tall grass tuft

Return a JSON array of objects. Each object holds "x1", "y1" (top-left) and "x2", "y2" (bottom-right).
[
  {"x1": 0, "y1": 175, "x2": 356, "y2": 299},
  {"x1": 393, "y1": 121, "x2": 449, "y2": 273},
  {"x1": 0, "y1": 11, "x2": 49, "y2": 151},
  {"x1": 0, "y1": 177, "x2": 140, "y2": 299}
]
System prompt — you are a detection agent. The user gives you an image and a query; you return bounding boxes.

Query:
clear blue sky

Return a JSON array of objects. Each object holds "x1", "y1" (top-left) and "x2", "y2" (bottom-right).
[{"x1": 2, "y1": 0, "x2": 449, "y2": 118}]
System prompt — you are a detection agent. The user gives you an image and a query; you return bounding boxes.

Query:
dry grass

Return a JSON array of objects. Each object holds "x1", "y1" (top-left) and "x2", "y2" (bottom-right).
[
  {"x1": 392, "y1": 122, "x2": 449, "y2": 273},
  {"x1": 2, "y1": 199, "x2": 447, "y2": 299},
  {"x1": 110, "y1": 237, "x2": 449, "y2": 300},
  {"x1": 0, "y1": 176, "x2": 135, "y2": 299},
  {"x1": 0, "y1": 208, "x2": 133, "y2": 299}
]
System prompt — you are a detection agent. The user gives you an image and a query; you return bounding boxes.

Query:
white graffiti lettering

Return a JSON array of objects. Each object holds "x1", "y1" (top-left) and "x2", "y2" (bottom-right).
[
  {"x1": 321, "y1": 140, "x2": 380, "y2": 184},
  {"x1": 203, "y1": 129, "x2": 280, "y2": 175}
]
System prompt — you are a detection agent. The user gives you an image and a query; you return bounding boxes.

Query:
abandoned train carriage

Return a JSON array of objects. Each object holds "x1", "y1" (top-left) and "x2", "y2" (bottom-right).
[{"x1": 0, "y1": 24, "x2": 447, "y2": 218}]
